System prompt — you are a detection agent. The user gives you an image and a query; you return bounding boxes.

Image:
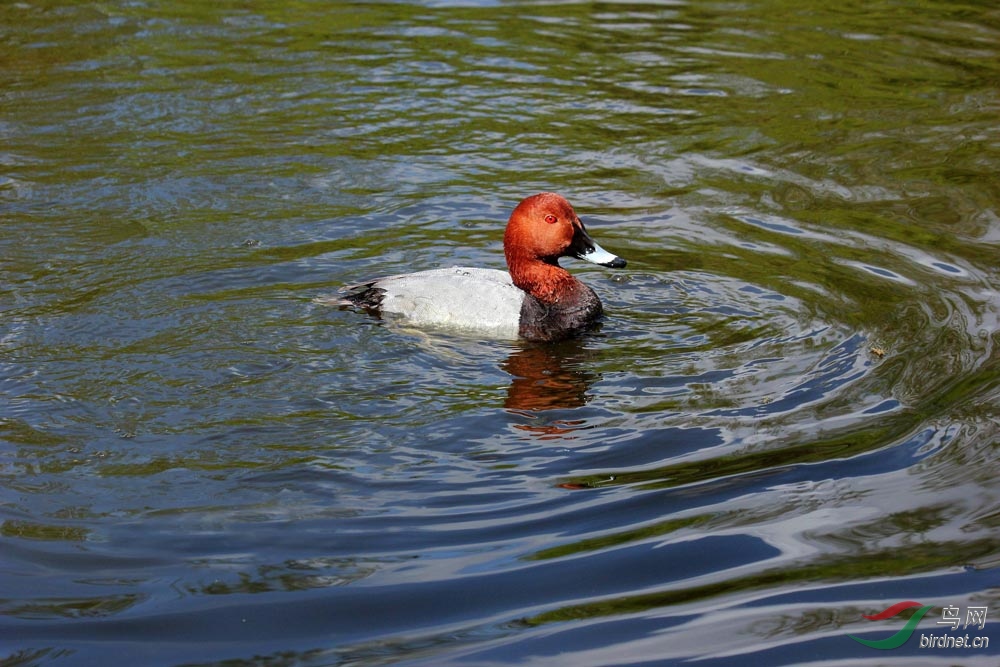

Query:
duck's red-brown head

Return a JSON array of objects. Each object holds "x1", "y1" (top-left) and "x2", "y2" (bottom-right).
[{"x1": 503, "y1": 193, "x2": 625, "y2": 302}]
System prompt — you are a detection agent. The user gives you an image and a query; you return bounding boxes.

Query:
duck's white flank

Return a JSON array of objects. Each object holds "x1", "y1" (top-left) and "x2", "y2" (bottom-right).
[{"x1": 374, "y1": 267, "x2": 525, "y2": 338}]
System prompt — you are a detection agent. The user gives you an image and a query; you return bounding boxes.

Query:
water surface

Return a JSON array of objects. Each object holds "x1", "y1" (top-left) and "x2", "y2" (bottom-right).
[{"x1": 2, "y1": 1, "x2": 999, "y2": 665}]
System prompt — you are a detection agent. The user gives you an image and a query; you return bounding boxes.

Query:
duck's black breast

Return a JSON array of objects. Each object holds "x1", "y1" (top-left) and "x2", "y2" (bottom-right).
[{"x1": 517, "y1": 282, "x2": 604, "y2": 342}]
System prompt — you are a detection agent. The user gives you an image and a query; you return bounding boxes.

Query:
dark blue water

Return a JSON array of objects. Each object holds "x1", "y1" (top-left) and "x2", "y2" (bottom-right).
[{"x1": 2, "y1": 1, "x2": 999, "y2": 665}]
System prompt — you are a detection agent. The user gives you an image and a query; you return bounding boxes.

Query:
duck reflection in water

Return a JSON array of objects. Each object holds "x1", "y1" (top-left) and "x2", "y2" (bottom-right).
[{"x1": 501, "y1": 339, "x2": 601, "y2": 437}]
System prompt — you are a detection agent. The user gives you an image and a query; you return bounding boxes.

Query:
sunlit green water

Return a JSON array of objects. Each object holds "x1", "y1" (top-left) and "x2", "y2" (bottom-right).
[{"x1": 2, "y1": 1, "x2": 998, "y2": 665}]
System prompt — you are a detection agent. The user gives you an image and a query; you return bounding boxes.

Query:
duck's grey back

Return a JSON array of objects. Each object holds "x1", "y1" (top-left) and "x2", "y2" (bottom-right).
[{"x1": 341, "y1": 267, "x2": 525, "y2": 338}]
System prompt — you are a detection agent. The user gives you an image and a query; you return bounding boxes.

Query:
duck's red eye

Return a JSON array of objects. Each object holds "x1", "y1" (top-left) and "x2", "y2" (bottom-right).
[{"x1": 544, "y1": 214, "x2": 557, "y2": 224}]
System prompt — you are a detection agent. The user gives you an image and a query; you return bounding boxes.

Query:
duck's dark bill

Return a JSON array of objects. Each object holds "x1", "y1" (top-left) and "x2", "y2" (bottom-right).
[{"x1": 570, "y1": 228, "x2": 626, "y2": 268}]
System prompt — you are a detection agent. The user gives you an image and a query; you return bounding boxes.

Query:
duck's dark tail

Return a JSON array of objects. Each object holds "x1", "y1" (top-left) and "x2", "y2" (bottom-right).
[{"x1": 314, "y1": 279, "x2": 386, "y2": 311}]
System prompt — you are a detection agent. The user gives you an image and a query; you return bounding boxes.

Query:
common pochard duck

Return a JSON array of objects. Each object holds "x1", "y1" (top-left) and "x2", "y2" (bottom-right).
[{"x1": 332, "y1": 193, "x2": 626, "y2": 342}]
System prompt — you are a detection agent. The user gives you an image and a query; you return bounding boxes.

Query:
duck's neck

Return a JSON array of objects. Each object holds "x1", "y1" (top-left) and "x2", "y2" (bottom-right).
[{"x1": 508, "y1": 258, "x2": 579, "y2": 304}]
